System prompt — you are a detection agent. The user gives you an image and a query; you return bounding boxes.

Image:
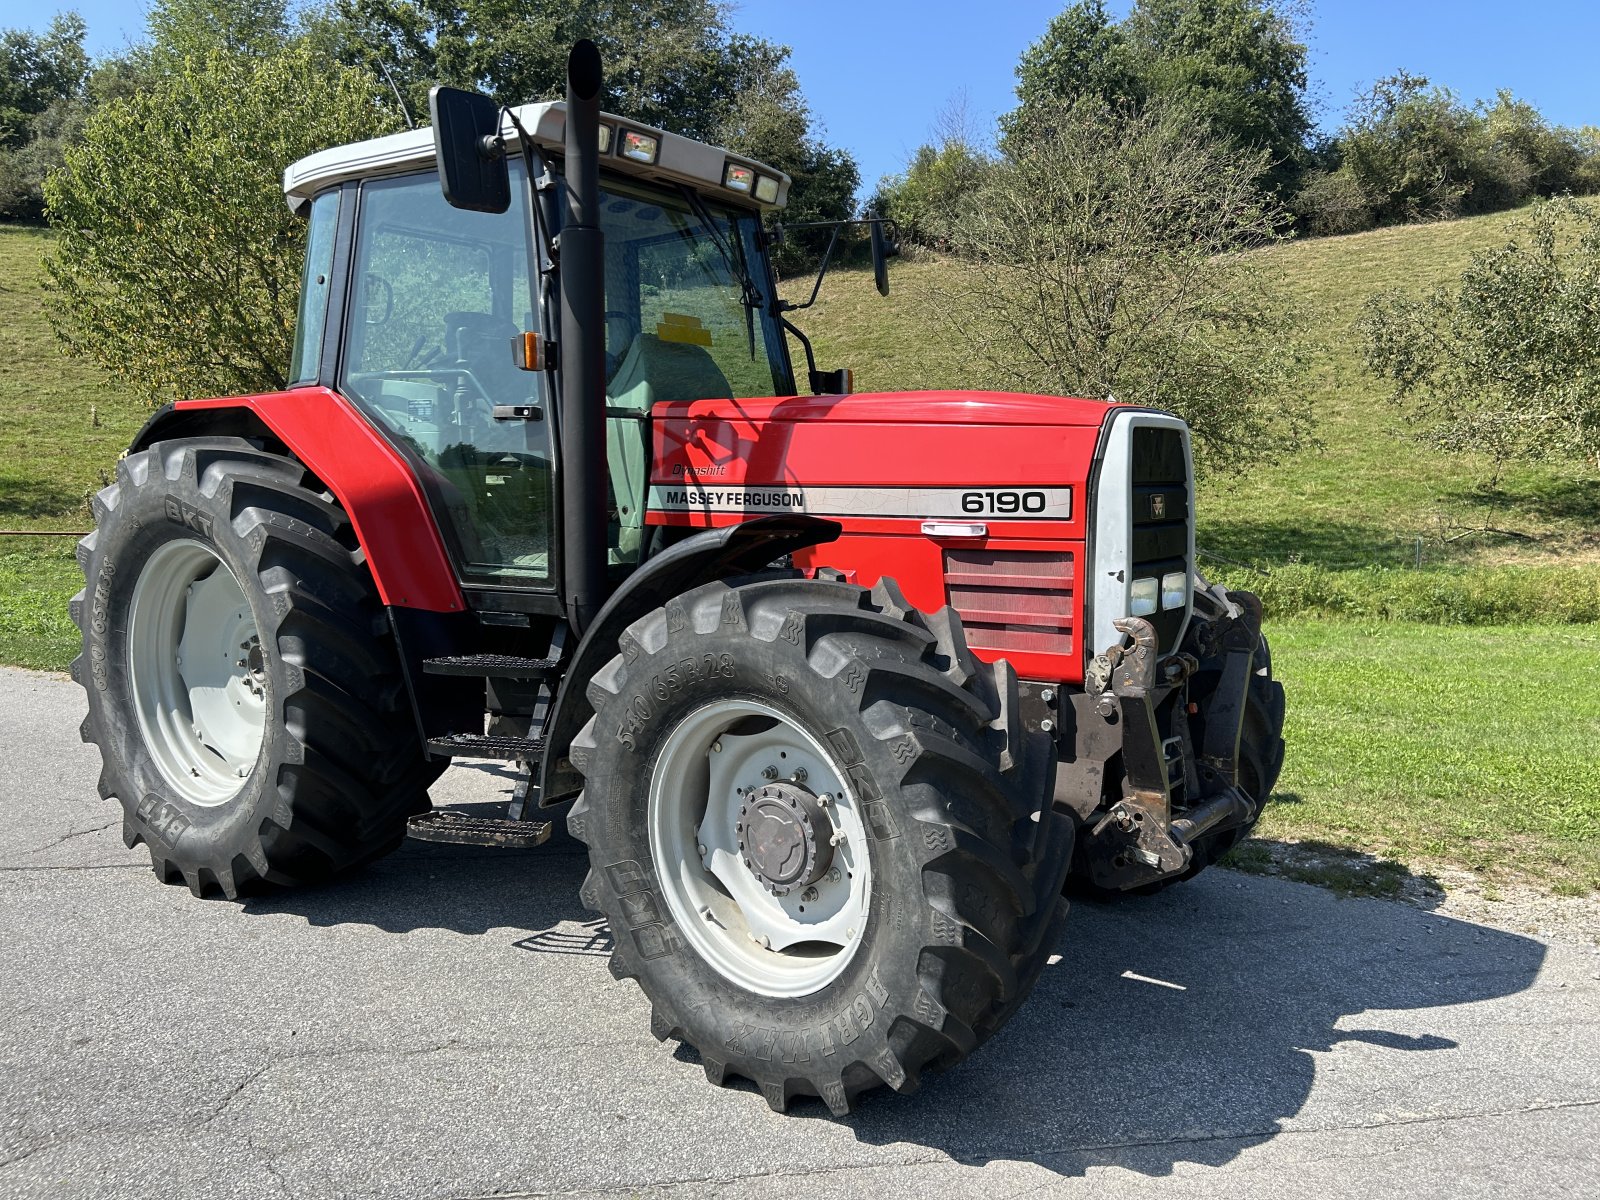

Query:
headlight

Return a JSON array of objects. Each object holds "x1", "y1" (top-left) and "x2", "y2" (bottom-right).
[
  {"x1": 620, "y1": 129, "x2": 660, "y2": 164},
  {"x1": 1161, "y1": 571, "x2": 1187, "y2": 610},
  {"x1": 754, "y1": 174, "x2": 780, "y2": 203},
  {"x1": 1130, "y1": 577, "x2": 1158, "y2": 616}
]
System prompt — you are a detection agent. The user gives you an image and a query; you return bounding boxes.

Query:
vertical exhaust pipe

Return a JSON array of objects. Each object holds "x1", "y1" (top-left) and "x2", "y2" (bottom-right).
[{"x1": 560, "y1": 39, "x2": 606, "y2": 634}]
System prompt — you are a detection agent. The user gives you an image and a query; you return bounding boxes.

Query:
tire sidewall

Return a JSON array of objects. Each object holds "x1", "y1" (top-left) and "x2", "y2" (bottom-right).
[{"x1": 85, "y1": 446, "x2": 298, "y2": 869}]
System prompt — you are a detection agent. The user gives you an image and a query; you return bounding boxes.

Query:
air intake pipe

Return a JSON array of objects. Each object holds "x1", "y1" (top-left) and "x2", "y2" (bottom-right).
[{"x1": 560, "y1": 39, "x2": 606, "y2": 634}]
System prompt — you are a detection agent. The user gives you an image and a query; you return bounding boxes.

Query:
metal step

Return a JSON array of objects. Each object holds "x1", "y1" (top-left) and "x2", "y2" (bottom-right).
[
  {"x1": 425, "y1": 732, "x2": 545, "y2": 761},
  {"x1": 422, "y1": 654, "x2": 560, "y2": 679},
  {"x1": 406, "y1": 809, "x2": 552, "y2": 849}
]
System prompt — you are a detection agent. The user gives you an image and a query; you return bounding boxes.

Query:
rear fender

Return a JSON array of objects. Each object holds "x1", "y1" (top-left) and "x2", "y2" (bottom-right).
[
  {"x1": 538, "y1": 515, "x2": 841, "y2": 806},
  {"x1": 133, "y1": 390, "x2": 465, "y2": 613}
]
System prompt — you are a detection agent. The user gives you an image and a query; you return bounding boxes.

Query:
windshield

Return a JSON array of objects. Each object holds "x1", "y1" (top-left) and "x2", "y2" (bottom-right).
[{"x1": 597, "y1": 177, "x2": 792, "y2": 403}]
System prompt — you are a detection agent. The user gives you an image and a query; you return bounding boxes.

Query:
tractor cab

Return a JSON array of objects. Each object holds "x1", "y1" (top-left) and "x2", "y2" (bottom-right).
[{"x1": 282, "y1": 91, "x2": 817, "y2": 597}]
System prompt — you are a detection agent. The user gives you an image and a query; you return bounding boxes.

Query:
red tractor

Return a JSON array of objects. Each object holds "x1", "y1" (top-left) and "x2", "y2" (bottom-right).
[{"x1": 71, "y1": 43, "x2": 1284, "y2": 1115}]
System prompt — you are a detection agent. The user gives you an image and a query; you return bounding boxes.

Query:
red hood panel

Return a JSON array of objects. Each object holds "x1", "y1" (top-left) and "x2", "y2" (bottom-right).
[{"x1": 653, "y1": 390, "x2": 1119, "y2": 428}]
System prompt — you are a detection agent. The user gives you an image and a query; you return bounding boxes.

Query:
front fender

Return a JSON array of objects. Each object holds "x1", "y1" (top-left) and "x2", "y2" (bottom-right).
[{"x1": 537, "y1": 515, "x2": 841, "y2": 806}]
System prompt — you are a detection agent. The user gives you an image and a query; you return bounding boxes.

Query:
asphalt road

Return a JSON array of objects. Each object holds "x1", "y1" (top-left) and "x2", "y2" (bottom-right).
[{"x1": 2, "y1": 664, "x2": 1597, "y2": 1199}]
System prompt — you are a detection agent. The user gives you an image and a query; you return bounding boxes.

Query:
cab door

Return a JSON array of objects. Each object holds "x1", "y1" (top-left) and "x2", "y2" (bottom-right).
[{"x1": 339, "y1": 161, "x2": 556, "y2": 591}]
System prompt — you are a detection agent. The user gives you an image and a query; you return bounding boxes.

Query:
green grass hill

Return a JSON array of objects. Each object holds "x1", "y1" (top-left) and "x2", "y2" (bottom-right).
[{"x1": 792, "y1": 207, "x2": 1600, "y2": 573}]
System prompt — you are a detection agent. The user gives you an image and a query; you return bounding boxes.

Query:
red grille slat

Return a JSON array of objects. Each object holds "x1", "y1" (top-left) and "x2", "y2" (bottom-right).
[{"x1": 943, "y1": 548, "x2": 1076, "y2": 658}]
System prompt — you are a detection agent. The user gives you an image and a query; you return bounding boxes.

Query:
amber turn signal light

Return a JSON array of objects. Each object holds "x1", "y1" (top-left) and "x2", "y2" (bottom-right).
[{"x1": 510, "y1": 331, "x2": 545, "y2": 371}]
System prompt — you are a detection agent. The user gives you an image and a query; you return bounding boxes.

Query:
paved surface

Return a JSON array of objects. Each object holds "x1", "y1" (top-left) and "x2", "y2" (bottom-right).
[{"x1": 1, "y1": 664, "x2": 1597, "y2": 1199}]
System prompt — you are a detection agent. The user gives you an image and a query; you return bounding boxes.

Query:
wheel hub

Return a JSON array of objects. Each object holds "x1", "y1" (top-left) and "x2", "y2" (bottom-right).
[{"x1": 736, "y1": 782, "x2": 834, "y2": 896}]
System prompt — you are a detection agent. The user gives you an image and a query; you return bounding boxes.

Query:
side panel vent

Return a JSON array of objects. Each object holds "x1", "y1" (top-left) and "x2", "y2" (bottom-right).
[{"x1": 943, "y1": 549, "x2": 1075, "y2": 658}]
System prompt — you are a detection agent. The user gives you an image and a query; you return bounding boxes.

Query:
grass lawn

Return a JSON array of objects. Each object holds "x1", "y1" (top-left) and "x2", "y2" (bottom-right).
[
  {"x1": 1249, "y1": 619, "x2": 1600, "y2": 895},
  {"x1": 0, "y1": 540, "x2": 81, "y2": 671},
  {"x1": 0, "y1": 225, "x2": 148, "y2": 532}
]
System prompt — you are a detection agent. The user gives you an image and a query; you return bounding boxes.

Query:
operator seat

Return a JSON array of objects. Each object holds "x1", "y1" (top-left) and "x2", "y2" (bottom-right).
[
  {"x1": 606, "y1": 332, "x2": 734, "y2": 561},
  {"x1": 446, "y1": 311, "x2": 536, "y2": 411}
]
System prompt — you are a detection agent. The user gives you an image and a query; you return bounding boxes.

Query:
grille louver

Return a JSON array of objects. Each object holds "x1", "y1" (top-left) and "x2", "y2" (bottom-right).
[{"x1": 944, "y1": 548, "x2": 1075, "y2": 657}]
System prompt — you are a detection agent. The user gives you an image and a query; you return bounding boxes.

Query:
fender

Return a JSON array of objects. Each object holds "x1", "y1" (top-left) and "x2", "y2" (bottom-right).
[
  {"x1": 538, "y1": 515, "x2": 841, "y2": 806},
  {"x1": 131, "y1": 389, "x2": 465, "y2": 613}
]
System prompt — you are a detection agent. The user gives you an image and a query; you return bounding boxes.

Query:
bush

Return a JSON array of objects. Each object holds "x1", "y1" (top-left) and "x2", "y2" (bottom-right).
[
  {"x1": 1292, "y1": 167, "x2": 1373, "y2": 236},
  {"x1": 871, "y1": 140, "x2": 992, "y2": 249},
  {"x1": 1360, "y1": 197, "x2": 1600, "y2": 478}
]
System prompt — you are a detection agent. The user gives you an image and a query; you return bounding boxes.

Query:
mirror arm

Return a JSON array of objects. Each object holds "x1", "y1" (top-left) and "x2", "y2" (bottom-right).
[
  {"x1": 774, "y1": 217, "x2": 898, "y2": 313},
  {"x1": 775, "y1": 223, "x2": 842, "y2": 313},
  {"x1": 778, "y1": 313, "x2": 820, "y2": 389},
  {"x1": 501, "y1": 107, "x2": 560, "y2": 269}
]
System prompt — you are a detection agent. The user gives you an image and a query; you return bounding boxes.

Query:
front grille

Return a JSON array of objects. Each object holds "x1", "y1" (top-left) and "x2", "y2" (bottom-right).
[
  {"x1": 1130, "y1": 426, "x2": 1190, "y2": 650},
  {"x1": 944, "y1": 548, "x2": 1076, "y2": 658}
]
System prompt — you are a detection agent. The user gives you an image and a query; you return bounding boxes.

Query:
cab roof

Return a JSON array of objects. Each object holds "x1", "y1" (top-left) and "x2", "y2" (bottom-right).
[{"x1": 282, "y1": 100, "x2": 792, "y2": 215}]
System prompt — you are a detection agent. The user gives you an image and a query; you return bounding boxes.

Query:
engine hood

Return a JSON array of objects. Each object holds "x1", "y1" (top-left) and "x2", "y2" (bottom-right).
[{"x1": 652, "y1": 390, "x2": 1122, "y2": 429}]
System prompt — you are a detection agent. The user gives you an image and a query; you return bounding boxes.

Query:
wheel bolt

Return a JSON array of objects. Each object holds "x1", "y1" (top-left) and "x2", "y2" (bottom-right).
[
  {"x1": 761, "y1": 765, "x2": 779, "y2": 780},
  {"x1": 802, "y1": 886, "x2": 819, "y2": 902},
  {"x1": 827, "y1": 868, "x2": 841, "y2": 883},
  {"x1": 790, "y1": 767, "x2": 808, "y2": 783}
]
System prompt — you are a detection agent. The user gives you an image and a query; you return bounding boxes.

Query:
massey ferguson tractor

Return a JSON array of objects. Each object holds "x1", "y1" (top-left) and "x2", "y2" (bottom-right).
[{"x1": 70, "y1": 42, "x2": 1284, "y2": 1115}]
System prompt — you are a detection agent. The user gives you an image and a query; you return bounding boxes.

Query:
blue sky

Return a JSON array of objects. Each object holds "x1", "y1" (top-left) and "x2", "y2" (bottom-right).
[{"x1": 44, "y1": 1, "x2": 1600, "y2": 190}]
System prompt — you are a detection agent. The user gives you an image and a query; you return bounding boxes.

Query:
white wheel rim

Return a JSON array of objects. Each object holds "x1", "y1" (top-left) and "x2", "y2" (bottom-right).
[
  {"x1": 648, "y1": 699, "x2": 872, "y2": 998},
  {"x1": 127, "y1": 539, "x2": 267, "y2": 807}
]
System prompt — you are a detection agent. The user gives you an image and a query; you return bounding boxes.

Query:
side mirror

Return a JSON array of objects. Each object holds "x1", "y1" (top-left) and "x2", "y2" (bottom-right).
[
  {"x1": 429, "y1": 85, "x2": 510, "y2": 214},
  {"x1": 869, "y1": 214, "x2": 896, "y2": 297}
]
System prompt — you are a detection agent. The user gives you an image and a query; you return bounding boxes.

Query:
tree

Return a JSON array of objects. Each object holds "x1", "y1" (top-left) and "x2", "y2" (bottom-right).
[
  {"x1": 1009, "y1": 0, "x2": 1312, "y2": 198},
  {"x1": 44, "y1": 45, "x2": 400, "y2": 403},
  {"x1": 318, "y1": 0, "x2": 859, "y2": 257},
  {"x1": 936, "y1": 98, "x2": 1311, "y2": 472},
  {"x1": 1011, "y1": 1, "x2": 1142, "y2": 117},
  {"x1": 869, "y1": 95, "x2": 992, "y2": 249},
  {"x1": 1124, "y1": 0, "x2": 1310, "y2": 194},
  {"x1": 0, "y1": 12, "x2": 90, "y2": 221},
  {"x1": 146, "y1": 0, "x2": 293, "y2": 63},
  {"x1": 1360, "y1": 197, "x2": 1600, "y2": 478}
]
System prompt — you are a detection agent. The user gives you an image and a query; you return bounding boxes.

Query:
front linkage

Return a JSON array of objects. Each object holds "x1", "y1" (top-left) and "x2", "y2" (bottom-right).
[{"x1": 1073, "y1": 587, "x2": 1267, "y2": 892}]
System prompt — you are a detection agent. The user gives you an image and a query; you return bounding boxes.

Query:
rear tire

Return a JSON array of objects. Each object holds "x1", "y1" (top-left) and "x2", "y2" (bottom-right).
[
  {"x1": 568, "y1": 576, "x2": 1073, "y2": 1115},
  {"x1": 70, "y1": 437, "x2": 434, "y2": 897}
]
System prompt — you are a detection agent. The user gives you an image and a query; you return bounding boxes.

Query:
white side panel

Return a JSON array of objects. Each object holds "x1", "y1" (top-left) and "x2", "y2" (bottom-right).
[{"x1": 1089, "y1": 411, "x2": 1195, "y2": 657}]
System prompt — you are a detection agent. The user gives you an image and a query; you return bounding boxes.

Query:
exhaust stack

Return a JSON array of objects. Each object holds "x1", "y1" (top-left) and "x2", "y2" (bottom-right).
[{"x1": 559, "y1": 39, "x2": 606, "y2": 634}]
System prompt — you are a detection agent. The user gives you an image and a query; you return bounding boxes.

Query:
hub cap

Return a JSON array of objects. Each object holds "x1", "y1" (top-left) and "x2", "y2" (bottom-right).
[
  {"x1": 737, "y1": 781, "x2": 835, "y2": 896},
  {"x1": 127, "y1": 539, "x2": 267, "y2": 806},
  {"x1": 648, "y1": 699, "x2": 872, "y2": 998}
]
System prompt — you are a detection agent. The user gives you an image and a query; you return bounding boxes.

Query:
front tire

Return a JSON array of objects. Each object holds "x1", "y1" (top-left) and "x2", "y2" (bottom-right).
[
  {"x1": 568, "y1": 576, "x2": 1073, "y2": 1115},
  {"x1": 70, "y1": 437, "x2": 434, "y2": 897}
]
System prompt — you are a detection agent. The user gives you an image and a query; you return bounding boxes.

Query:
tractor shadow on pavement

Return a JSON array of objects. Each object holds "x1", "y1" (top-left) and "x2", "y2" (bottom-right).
[
  {"x1": 813, "y1": 874, "x2": 1547, "y2": 1178},
  {"x1": 240, "y1": 760, "x2": 592, "y2": 938},
  {"x1": 239, "y1": 767, "x2": 1547, "y2": 1181}
]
